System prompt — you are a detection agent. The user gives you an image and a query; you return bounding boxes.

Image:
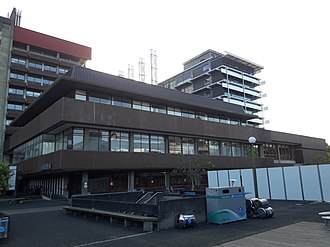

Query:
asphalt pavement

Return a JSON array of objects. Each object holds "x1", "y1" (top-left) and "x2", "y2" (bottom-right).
[{"x1": 0, "y1": 198, "x2": 329, "y2": 247}]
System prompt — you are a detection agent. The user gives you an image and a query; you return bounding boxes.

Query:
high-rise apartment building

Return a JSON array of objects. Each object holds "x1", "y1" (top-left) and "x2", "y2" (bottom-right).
[
  {"x1": 0, "y1": 9, "x2": 91, "y2": 160},
  {"x1": 159, "y1": 49, "x2": 265, "y2": 127}
]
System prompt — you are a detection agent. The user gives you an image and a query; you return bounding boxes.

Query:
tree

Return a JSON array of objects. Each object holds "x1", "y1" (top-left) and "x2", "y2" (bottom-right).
[
  {"x1": 174, "y1": 155, "x2": 214, "y2": 190},
  {"x1": 0, "y1": 163, "x2": 12, "y2": 196}
]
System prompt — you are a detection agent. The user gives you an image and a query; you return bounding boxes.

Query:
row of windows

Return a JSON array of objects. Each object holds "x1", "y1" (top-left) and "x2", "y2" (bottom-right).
[
  {"x1": 9, "y1": 87, "x2": 41, "y2": 98},
  {"x1": 75, "y1": 90, "x2": 247, "y2": 126},
  {"x1": 13, "y1": 127, "x2": 296, "y2": 164},
  {"x1": 10, "y1": 71, "x2": 54, "y2": 86},
  {"x1": 11, "y1": 56, "x2": 69, "y2": 75},
  {"x1": 13, "y1": 42, "x2": 81, "y2": 64}
]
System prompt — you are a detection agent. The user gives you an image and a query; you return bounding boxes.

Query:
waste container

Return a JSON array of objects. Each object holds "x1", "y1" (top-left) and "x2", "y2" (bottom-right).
[
  {"x1": 206, "y1": 186, "x2": 246, "y2": 224},
  {"x1": 0, "y1": 212, "x2": 10, "y2": 239}
]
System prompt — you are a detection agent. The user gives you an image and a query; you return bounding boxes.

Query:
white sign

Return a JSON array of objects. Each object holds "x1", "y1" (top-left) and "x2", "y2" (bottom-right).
[{"x1": 8, "y1": 166, "x2": 17, "y2": 191}]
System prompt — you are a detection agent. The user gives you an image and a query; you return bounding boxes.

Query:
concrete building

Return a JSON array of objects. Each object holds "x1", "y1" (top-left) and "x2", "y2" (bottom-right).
[
  {"x1": 159, "y1": 49, "x2": 266, "y2": 127},
  {"x1": 4, "y1": 66, "x2": 327, "y2": 197},
  {"x1": 0, "y1": 9, "x2": 91, "y2": 161}
]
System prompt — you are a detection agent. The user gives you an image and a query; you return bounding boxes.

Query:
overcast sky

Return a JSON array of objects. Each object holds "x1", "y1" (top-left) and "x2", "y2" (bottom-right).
[{"x1": 2, "y1": 0, "x2": 330, "y2": 144}]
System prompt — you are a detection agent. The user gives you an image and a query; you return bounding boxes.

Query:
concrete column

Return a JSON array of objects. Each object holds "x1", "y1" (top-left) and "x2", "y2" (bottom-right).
[
  {"x1": 81, "y1": 172, "x2": 89, "y2": 194},
  {"x1": 128, "y1": 171, "x2": 135, "y2": 191},
  {"x1": 164, "y1": 171, "x2": 171, "y2": 191}
]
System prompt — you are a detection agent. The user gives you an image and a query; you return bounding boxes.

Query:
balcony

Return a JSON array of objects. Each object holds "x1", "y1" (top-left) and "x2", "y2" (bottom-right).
[
  {"x1": 222, "y1": 81, "x2": 261, "y2": 97},
  {"x1": 219, "y1": 67, "x2": 260, "y2": 85}
]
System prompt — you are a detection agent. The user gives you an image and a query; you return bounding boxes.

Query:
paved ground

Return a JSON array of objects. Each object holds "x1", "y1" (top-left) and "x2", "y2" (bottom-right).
[{"x1": 0, "y1": 199, "x2": 329, "y2": 247}]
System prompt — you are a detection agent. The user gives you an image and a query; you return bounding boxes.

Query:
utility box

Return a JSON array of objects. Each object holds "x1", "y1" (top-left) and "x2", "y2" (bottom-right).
[{"x1": 206, "y1": 186, "x2": 246, "y2": 224}]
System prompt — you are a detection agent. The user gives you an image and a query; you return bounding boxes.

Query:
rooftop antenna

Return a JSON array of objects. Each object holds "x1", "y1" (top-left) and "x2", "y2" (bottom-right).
[
  {"x1": 150, "y1": 49, "x2": 158, "y2": 85},
  {"x1": 128, "y1": 64, "x2": 134, "y2": 79},
  {"x1": 138, "y1": 57, "x2": 146, "y2": 82},
  {"x1": 15, "y1": 9, "x2": 22, "y2": 26}
]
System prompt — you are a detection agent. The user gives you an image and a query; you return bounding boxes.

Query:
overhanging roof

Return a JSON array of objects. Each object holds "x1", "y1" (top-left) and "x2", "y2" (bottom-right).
[{"x1": 12, "y1": 66, "x2": 255, "y2": 126}]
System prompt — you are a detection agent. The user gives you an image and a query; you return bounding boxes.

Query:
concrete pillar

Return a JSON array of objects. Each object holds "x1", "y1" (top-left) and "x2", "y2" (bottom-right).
[
  {"x1": 164, "y1": 171, "x2": 171, "y2": 191},
  {"x1": 128, "y1": 171, "x2": 135, "y2": 191},
  {"x1": 81, "y1": 172, "x2": 89, "y2": 194},
  {"x1": 0, "y1": 20, "x2": 14, "y2": 161}
]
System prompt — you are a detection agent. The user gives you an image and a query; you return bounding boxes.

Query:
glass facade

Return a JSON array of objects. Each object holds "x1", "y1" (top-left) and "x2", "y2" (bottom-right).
[
  {"x1": 111, "y1": 131, "x2": 129, "y2": 152},
  {"x1": 12, "y1": 127, "x2": 296, "y2": 164},
  {"x1": 182, "y1": 137, "x2": 195, "y2": 154},
  {"x1": 72, "y1": 89, "x2": 247, "y2": 128}
]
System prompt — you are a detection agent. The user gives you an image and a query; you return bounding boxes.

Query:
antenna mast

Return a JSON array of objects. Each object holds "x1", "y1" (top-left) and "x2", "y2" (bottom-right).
[
  {"x1": 138, "y1": 57, "x2": 146, "y2": 82},
  {"x1": 150, "y1": 49, "x2": 158, "y2": 85}
]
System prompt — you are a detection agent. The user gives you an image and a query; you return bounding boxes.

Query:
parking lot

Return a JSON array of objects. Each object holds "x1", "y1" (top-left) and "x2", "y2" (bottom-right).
[{"x1": 0, "y1": 199, "x2": 329, "y2": 247}]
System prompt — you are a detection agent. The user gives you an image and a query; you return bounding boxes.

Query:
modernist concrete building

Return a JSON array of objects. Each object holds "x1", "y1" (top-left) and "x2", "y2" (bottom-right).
[
  {"x1": 0, "y1": 9, "x2": 91, "y2": 160},
  {"x1": 4, "y1": 66, "x2": 327, "y2": 197},
  {"x1": 159, "y1": 50, "x2": 266, "y2": 127}
]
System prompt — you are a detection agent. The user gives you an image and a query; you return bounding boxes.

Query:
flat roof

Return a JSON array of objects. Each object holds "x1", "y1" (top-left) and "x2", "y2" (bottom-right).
[{"x1": 224, "y1": 51, "x2": 264, "y2": 74}]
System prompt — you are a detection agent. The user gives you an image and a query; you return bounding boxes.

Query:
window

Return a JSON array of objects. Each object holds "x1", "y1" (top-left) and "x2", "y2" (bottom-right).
[
  {"x1": 27, "y1": 75, "x2": 42, "y2": 84},
  {"x1": 42, "y1": 134, "x2": 55, "y2": 155},
  {"x1": 28, "y1": 60, "x2": 43, "y2": 70},
  {"x1": 26, "y1": 90, "x2": 41, "y2": 97},
  {"x1": 89, "y1": 94, "x2": 111, "y2": 105},
  {"x1": 182, "y1": 85, "x2": 193, "y2": 94},
  {"x1": 150, "y1": 104, "x2": 166, "y2": 114},
  {"x1": 59, "y1": 67, "x2": 69, "y2": 75},
  {"x1": 132, "y1": 100, "x2": 150, "y2": 111},
  {"x1": 263, "y1": 144, "x2": 277, "y2": 159},
  {"x1": 150, "y1": 135, "x2": 165, "y2": 153},
  {"x1": 7, "y1": 103, "x2": 23, "y2": 111},
  {"x1": 9, "y1": 88, "x2": 24, "y2": 96},
  {"x1": 209, "y1": 140, "x2": 220, "y2": 156},
  {"x1": 88, "y1": 129, "x2": 99, "y2": 151},
  {"x1": 208, "y1": 115, "x2": 220, "y2": 123},
  {"x1": 44, "y1": 64, "x2": 57, "y2": 73},
  {"x1": 133, "y1": 134, "x2": 150, "y2": 152},
  {"x1": 182, "y1": 137, "x2": 195, "y2": 154},
  {"x1": 10, "y1": 72, "x2": 25, "y2": 81},
  {"x1": 221, "y1": 142, "x2": 232, "y2": 156},
  {"x1": 43, "y1": 77, "x2": 54, "y2": 85},
  {"x1": 55, "y1": 132, "x2": 64, "y2": 151},
  {"x1": 75, "y1": 90, "x2": 86, "y2": 101},
  {"x1": 232, "y1": 142, "x2": 242, "y2": 157},
  {"x1": 5, "y1": 119, "x2": 12, "y2": 126},
  {"x1": 196, "y1": 112, "x2": 207, "y2": 121},
  {"x1": 169, "y1": 136, "x2": 182, "y2": 154},
  {"x1": 197, "y1": 139, "x2": 208, "y2": 155},
  {"x1": 111, "y1": 131, "x2": 129, "y2": 152},
  {"x1": 112, "y1": 97, "x2": 131, "y2": 108},
  {"x1": 11, "y1": 57, "x2": 26, "y2": 66},
  {"x1": 99, "y1": 131, "x2": 109, "y2": 151},
  {"x1": 167, "y1": 107, "x2": 181, "y2": 116},
  {"x1": 182, "y1": 109, "x2": 195, "y2": 119},
  {"x1": 73, "y1": 128, "x2": 84, "y2": 150}
]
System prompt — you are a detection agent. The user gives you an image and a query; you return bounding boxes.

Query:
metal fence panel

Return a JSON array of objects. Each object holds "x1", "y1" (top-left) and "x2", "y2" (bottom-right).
[
  {"x1": 283, "y1": 166, "x2": 303, "y2": 200},
  {"x1": 241, "y1": 169, "x2": 255, "y2": 198},
  {"x1": 300, "y1": 165, "x2": 322, "y2": 201},
  {"x1": 218, "y1": 170, "x2": 230, "y2": 187},
  {"x1": 207, "y1": 171, "x2": 218, "y2": 187},
  {"x1": 256, "y1": 168, "x2": 270, "y2": 199},
  {"x1": 268, "y1": 167, "x2": 285, "y2": 199},
  {"x1": 318, "y1": 164, "x2": 330, "y2": 202}
]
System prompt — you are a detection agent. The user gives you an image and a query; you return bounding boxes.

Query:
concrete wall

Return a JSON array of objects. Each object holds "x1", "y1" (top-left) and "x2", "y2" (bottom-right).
[
  {"x1": 157, "y1": 196, "x2": 206, "y2": 230},
  {"x1": 0, "y1": 18, "x2": 13, "y2": 161}
]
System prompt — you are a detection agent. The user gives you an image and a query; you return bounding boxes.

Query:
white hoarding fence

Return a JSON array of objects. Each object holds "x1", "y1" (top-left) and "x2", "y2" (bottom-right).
[{"x1": 208, "y1": 164, "x2": 330, "y2": 202}]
